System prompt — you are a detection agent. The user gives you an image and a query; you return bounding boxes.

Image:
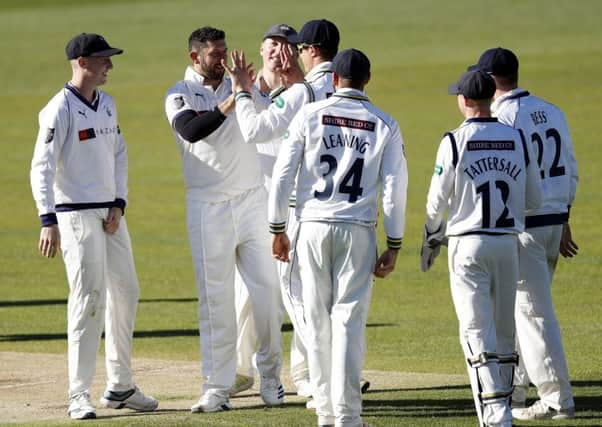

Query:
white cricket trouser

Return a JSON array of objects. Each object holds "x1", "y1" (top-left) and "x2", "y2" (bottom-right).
[
  {"x1": 296, "y1": 221, "x2": 375, "y2": 427},
  {"x1": 448, "y1": 234, "x2": 518, "y2": 427},
  {"x1": 514, "y1": 224, "x2": 573, "y2": 410},
  {"x1": 186, "y1": 187, "x2": 282, "y2": 398},
  {"x1": 234, "y1": 207, "x2": 310, "y2": 383},
  {"x1": 58, "y1": 209, "x2": 139, "y2": 396},
  {"x1": 234, "y1": 271, "x2": 258, "y2": 378}
]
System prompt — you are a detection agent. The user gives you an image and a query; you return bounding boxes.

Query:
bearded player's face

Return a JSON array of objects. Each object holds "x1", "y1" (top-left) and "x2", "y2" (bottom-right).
[{"x1": 199, "y1": 39, "x2": 227, "y2": 81}]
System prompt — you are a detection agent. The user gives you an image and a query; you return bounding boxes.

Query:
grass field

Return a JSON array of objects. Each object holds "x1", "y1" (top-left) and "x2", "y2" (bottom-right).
[{"x1": 1, "y1": 0, "x2": 601, "y2": 425}]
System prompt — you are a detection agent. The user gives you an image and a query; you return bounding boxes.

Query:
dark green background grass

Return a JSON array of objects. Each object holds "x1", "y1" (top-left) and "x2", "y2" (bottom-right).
[{"x1": 1, "y1": 0, "x2": 601, "y2": 425}]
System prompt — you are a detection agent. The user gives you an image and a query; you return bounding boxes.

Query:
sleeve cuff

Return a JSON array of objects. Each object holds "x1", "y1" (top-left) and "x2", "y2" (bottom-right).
[
  {"x1": 40, "y1": 213, "x2": 58, "y2": 227},
  {"x1": 269, "y1": 221, "x2": 286, "y2": 234},
  {"x1": 113, "y1": 198, "x2": 127, "y2": 215},
  {"x1": 235, "y1": 91, "x2": 253, "y2": 102},
  {"x1": 386, "y1": 236, "x2": 403, "y2": 250}
]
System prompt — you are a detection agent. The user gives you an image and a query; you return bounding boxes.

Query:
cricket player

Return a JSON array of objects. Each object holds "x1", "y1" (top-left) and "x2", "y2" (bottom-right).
[
  {"x1": 30, "y1": 33, "x2": 158, "y2": 419},
  {"x1": 423, "y1": 69, "x2": 541, "y2": 427},
  {"x1": 164, "y1": 26, "x2": 283, "y2": 412},
  {"x1": 270, "y1": 48, "x2": 408, "y2": 427},
  {"x1": 231, "y1": 23, "x2": 300, "y2": 397},
  {"x1": 226, "y1": 19, "x2": 340, "y2": 399},
  {"x1": 470, "y1": 47, "x2": 578, "y2": 420}
]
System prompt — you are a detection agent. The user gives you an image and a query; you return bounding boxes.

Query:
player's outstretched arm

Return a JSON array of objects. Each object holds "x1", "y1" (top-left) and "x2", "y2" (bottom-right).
[
  {"x1": 39, "y1": 224, "x2": 60, "y2": 258},
  {"x1": 374, "y1": 249, "x2": 398, "y2": 278},
  {"x1": 559, "y1": 223, "x2": 579, "y2": 258}
]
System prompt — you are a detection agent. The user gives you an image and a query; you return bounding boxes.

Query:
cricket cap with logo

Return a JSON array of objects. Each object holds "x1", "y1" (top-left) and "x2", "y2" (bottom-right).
[
  {"x1": 66, "y1": 33, "x2": 124, "y2": 60},
  {"x1": 263, "y1": 23, "x2": 297, "y2": 41},
  {"x1": 448, "y1": 69, "x2": 496, "y2": 100},
  {"x1": 469, "y1": 47, "x2": 519, "y2": 77},
  {"x1": 287, "y1": 19, "x2": 339, "y2": 52}
]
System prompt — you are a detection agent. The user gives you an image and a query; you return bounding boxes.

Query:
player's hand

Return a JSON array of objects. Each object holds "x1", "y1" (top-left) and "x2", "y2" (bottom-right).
[
  {"x1": 103, "y1": 207, "x2": 122, "y2": 234},
  {"x1": 223, "y1": 50, "x2": 254, "y2": 93},
  {"x1": 559, "y1": 223, "x2": 579, "y2": 258},
  {"x1": 420, "y1": 221, "x2": 446, "y2": 272},
  {"x1": 272, "y1": 233, "x2": 290, "y2": 262},
  {"x1": 39, "y1": 224, "x2": 60, "y2": 258},
  {"x1": 279, "y1": 44, "x2": 304, "y2": 88},
  {"x1": 374, "y1": 249, "x2": 398, "y2": 278}
]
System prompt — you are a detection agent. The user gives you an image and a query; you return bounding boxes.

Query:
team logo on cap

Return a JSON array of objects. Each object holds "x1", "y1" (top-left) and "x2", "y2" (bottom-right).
[
  {"x1": 44, "y1": 127, "x2": 55, "y2": 144},
  {"x1": 172, "y1": 96, "x2": 185, "y2": 110}
]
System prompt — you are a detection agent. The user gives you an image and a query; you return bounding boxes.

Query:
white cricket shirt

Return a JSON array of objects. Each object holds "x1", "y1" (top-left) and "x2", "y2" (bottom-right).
[
  {"x1": 426, "y1": 117, "x2": 541, "y2": 236},
  {"x1": 492, "y1": 88, "x2": 578, "y2": 220},
  {"x1": 30, "y1": 84, "x2": 127, "y2": 223},
  {"x1": 165, "y1": 67, "x2": 262, "y2": 201},
  {"x1": 269, "y1": 88, "x2": 407, "y2": 249}
]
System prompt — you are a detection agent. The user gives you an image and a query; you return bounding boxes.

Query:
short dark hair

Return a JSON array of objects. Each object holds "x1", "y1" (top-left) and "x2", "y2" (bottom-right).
[
  {"x1": 188, "y1": 27, "x2": 225, "y2": 51},
  {"x1": 494, "y1": 73, "x2": 519, "y2": 88},
  {"x1": 316, "y1": 45, "x2": 337, "y2": 61}
]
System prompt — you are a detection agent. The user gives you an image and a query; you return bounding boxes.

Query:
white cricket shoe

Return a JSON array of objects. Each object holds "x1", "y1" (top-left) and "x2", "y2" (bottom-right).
[
  {"x1": 260, "y1": 377, "x2": 284, "y2": 406},
  {"x1": 512, "y1": 400, "x2": 575, "y2": 420},
  {"x1": 191, "y1": 392, "x2": 233, "y2": 413},
  {"x1": 294, "y1": 379, "x2": 313, "y2": 397},
  {"x1": 306, "y1": 398, "x2": 316, "y2": 410},
  {"x1": 68, "y1": 392, "x2": 96, "y2": 420},
  {"x1": 100, "y1": 385, "x2": 158, "y2": 411},
  {"x1": 229, "y1": 374, "x2": 254, "y2": 396}
]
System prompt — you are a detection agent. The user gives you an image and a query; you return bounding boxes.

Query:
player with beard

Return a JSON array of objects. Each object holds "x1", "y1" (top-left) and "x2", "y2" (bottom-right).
[{"x1": 164, "y1": 26, "x2": 284, "y2": 413}]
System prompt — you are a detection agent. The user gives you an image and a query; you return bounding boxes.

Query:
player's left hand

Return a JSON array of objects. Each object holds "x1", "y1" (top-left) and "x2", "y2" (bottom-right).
[
  {"x1": 279, "y1": 44, "x2": 304, "y2": 88},
  {"x1": 559, "y1": 223, "x2": 579, "y2": 258},
  {"x1": 103, "y1": 207, "x2": 122, "y2": 234},
  {"x1": 374, "y1": 249, "x2": 398, "y2": 278},
  {"x1": 272, "y1": 233, "x2": 290, "y2": 262},
  {"x1": 223, "y1": 50, "x2": 255, "y2": 93}
]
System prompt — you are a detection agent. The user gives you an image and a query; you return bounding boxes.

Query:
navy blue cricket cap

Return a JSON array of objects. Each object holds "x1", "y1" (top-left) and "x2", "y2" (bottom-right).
[
  {"x1": 332, "y1": 49, "x2": 370, "y2": 81},
  {"x1": 287, "y1": 19, "x2": 339, "y2": 52},
  {"x1": 66, "y1": 33, "x2": 123, "y2": 60},
  {"x1": 263, "y1": 23, "x2": 297, "y2": 40},
  {"x1": 448, "y1": 69, "x2": 496, "y2": 100},
  {"x1": 469, "y1": 47, "x2": 519, "y2": 77}
]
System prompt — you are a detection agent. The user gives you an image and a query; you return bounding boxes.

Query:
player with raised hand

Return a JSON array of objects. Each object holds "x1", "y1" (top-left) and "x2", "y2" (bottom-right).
[
  {"x1": 423, "y1": 69, "x2": 541, "y2": 427},
  {"x1": 164, "y1": 26, "x2": 283, "y2": 413}
]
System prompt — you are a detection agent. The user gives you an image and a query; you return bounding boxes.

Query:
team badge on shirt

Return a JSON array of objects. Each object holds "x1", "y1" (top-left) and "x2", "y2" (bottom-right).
[
  {"x1": 78, "y1": 128, "x2": 97, "y2": 141},
  {"x1": 44, "y1": 127, "x2": 55, "y2": 144},
  {"x1": 434, "y1": 165, "x2": 443, "y2": 175},
  {"x1": 274, "y1": 96, "x2": 285, "y2": 109},
  {"x1": 173, "y1": 96, "x2": 185, "y2": 110},
  {"x1": 104, "y1": 105, "x2": 113, "y2": 117}
]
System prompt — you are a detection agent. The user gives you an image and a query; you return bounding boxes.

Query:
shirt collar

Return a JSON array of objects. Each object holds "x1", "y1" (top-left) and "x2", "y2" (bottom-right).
[
  {"x1": 304, "y1": 61, "x2": 332, "y2": 83},
  {"x1": 492, "y1": 87, "x2": 529, "y2": 112},
  {"x1": 184, "y1": 66, "x2": 231, "y2": 93},
  {"x1": 332, "y1": 87, "x2": 369, "y2": 101}
]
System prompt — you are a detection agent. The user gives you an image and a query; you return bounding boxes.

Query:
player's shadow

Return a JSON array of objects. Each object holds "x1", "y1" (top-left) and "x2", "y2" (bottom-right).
[{"x1": 362, "y1": 383, "x2": 602, "y2": 422}]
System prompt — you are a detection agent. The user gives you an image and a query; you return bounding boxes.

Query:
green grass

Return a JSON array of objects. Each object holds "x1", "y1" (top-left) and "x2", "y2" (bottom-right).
[{"x1": 1, "y1": 0, "x2": 602, "y2": 425}]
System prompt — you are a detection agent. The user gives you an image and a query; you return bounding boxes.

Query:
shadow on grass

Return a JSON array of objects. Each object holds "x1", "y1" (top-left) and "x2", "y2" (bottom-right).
[
  {"x1": 0, "y1": 323, "x2": 396, "y2": 341},
  {"x1": 0, "y1": 297, "x2": 198, "y2": 307}
]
